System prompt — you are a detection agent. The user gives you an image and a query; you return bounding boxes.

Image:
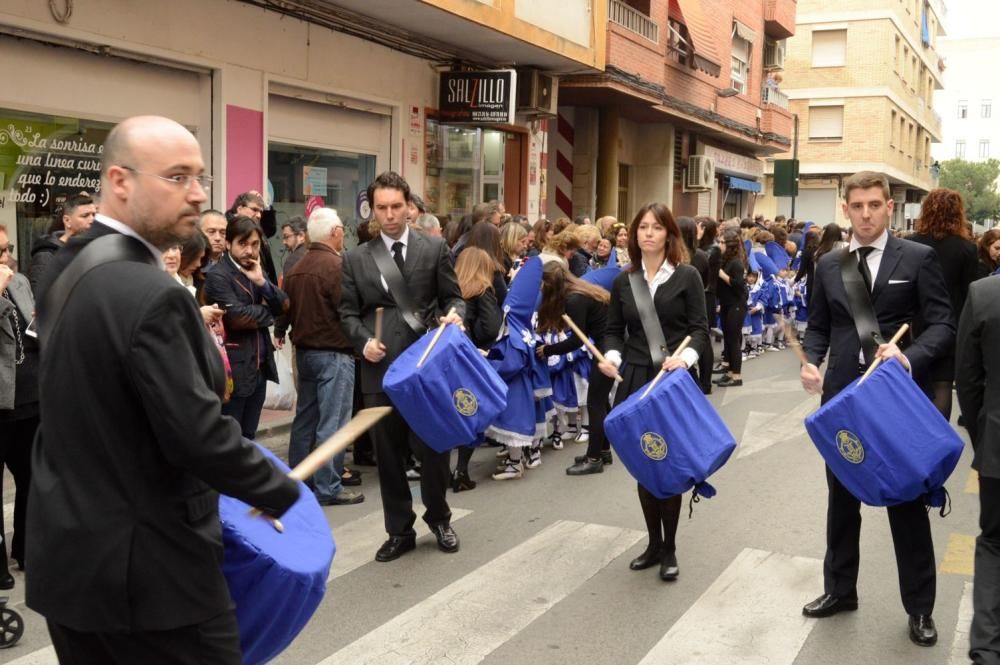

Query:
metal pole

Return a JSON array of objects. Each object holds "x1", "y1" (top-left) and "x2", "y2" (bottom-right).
[{"x1": 791, "y1": 112, "x2": 799, "y2": 219}]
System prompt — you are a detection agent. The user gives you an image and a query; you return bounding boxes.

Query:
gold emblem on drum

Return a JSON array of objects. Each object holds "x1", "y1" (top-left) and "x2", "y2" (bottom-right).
[
  {"x1": 836, "y1": 430, "x2": 865, "y2": 464},
  {"x1": 640, "y1": 432, "x2": 668, "y2": 461},
  {"x1": 453, "y1": 388, "x2": 478, "y2": 417}
]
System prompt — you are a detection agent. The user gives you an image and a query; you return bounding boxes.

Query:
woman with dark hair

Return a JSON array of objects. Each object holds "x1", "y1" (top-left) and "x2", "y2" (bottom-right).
[
  {"x1": 978, "y1": 228, "x2": 1000, "y2": 278},
  {"x1": 910, "y1": 188, "x2": 979, "y2": 419},
  {"x1": 795, "y1": 226, "x2": 822, "y2": 296},
  {"x1": 535, "y1": 262, "x2": 612, "y2": 472},
  {"x1": 698, "y1": 217, "x2": 721, "y2": 340},
  {"x1": 447, "y1": 214, "x2": 475, "y2": 257},
  {"x1": 596, "y1": 202, "x2": 709, "y2": 581},
  {"x1": 450, "y1": 248, "x2": 503, "y2": 491},
  {"x1": 464, "y1": 221, "x2": 508, "y2": 304},
  {"x1": 678, "y1": 217, "x2": 714, "y2": 394},
  {"x1": 529, "y1": 218, "x2": 550, "y2": 256},
  {"x1": 813, "y1": 222, "x2": 846, "y2": 264},
  {"x1": 610, "y1": 222, "x2": 629, "y2": 265},
  {"x1": 713, "y1": 228, "x2": 748, "y2": 387}
]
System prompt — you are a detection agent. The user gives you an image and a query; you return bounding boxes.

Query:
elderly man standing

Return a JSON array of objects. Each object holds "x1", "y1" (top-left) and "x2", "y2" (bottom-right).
[
  {"x1": 200, "y1": 209, "x2": 228, "y2": 273},
  {"x1": 28, "y1": 115, "x2": 298, "y2": 664},
  {"x1": 284, "y1": 208, "x2": 363, "y2": 506}
]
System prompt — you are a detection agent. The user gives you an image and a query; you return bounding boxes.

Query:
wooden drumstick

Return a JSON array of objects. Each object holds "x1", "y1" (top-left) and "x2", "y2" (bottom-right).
[
  {"x1": 249, "y1": 406, "x2": 394, "y2": 530},
  {"x1": 416, "y1": 307, "x2": 458, "y2": 368},
  {"x1": 858, "y1": 323, "x2": 910, "y2": 384},
  {"x1": 561, "y1": 314, "x2": 622, "y2": 383},
  {"x1": 641, "y1": 335, "x2": 692, "y2": 399},
  {"x1": 780, "y1": 317, "x2": 810, "y2": 366},
  {"x1": 374, "y1": 307, "x2": 384, "y2": 344}
]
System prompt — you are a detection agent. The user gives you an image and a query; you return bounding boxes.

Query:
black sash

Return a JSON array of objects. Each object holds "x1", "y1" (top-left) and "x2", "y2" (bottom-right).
[
  {"x1": 39, "y1": 234, "x2": 152, "y2": 350},
  {"x1": 628, "y1": 271, "x2": 668, "y2": 366},
  {"x1": 839, "y1": 248, "x2": 884, "y2": 366},
  {"x1": 370, "y1": 240, "x2": 426, "y2": 336}
]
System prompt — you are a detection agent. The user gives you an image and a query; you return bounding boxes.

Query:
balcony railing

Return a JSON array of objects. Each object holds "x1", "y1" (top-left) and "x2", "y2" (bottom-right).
[
  {"x1": 762, "y1": 86, "x2": 790, "y2": 110},
  {"x1": 609, "y1": 0, "x2": 659, "y2": 44}
]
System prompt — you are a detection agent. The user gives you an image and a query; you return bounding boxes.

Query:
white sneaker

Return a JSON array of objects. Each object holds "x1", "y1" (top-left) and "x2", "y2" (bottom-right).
[
  {"x1": 492, "y1": 458, "x2": 524, "y2": 480},
  {"x1": 552, "y1": 437, "x2": 564, "y2": 450},
  {"x1": 561, "y1": 427, "x2": 577, "y2": 441},
  {"x1": 525, "y1": 447, "x2": 542, "y2": 469},
  {"x1": 575, "y1": 429, "x2": 590, "y2": 444}
]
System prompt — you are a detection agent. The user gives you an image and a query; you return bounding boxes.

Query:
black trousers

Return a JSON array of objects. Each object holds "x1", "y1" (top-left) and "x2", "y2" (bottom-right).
[
  {"x1": 0, "y1": 415, "x2": 37, "y2": 564},
  {"x1": 47, "y1": 610, "x2": 241, "y2": 665},
  {"x1": 585, "y1": 361, "x2": 614, "y2": 460},
  {"x1": 972, "y1": 475, "x2": 1000, "y2": 664},
  {"x1": 720, "y1": 304, "x2": 745, "y2": 374},
  {"x1": 823, "y1": 465, "x2": 936, "y2": 615},
  {"x1": 351, "y1": 361, "x2": 374, "y2": 461},
  {"x1": 700, "y1": 292, "x2": 717, "y2": 392},
  {"x1": 363, "y1": 393, "x2": 452, "y2": 536},
  {"x1": 221, "y1": 373, "x2": 267, "y2": 440}
]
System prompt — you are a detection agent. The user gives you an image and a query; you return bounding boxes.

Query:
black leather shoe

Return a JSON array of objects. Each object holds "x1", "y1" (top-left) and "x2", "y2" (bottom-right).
[
  {"x1": 451, "y1": 470, "x2": 477, "y2": 492},
  {"x1": 319, "y1": 490, "x2": 365, "y2": 505},
  {"x1": 432, "y1": 524, "x2": 460, "y2": 553},
  {"x1": 375, "y1": 535, "x2": 417, "y2": 562},
  {"x1": 574, "y1": 451, "x2": 613, "y2": 466},
  {"x1": 712, "y1": 364, "x2": 729, "y2": 374},
  {"x1": 629, "y1": 541, "x2": 662, "y2": 570},
  {"x1": 802, "y1": 593, "x2": 859, "y2": 618},
  {"x1": 659, "y1": 551, "x2": 679, "y2": 581},
  {"x1": 0, "y1": 572, "x2": 13, "y2": 590},
  {"x1": 566, "y1": 458, "x2": 604, "y2": 475},
  {"x1": 908, "y1": 614, "x2": 937, "y2": 646},
  {"x1": 341, "y1": 474, "x2": 362, "y2": 487},
  {"x1": 714, "y1": 376, "x2": 743, "y2": 387}
]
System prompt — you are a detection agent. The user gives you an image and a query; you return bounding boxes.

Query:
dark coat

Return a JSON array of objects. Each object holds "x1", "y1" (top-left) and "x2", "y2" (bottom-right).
[
  {"x1": 463, "y1": 288, "x2": 502, "y2": 350},
  {"x1": 26, "y1": 222, "x2": 299, "y2": 632},
  {"x1": 956, "y1": 276, "x2": 1000, "y2": 478},
  {"x1": 804, "y1": 235, "x2": 955, "y2": 402}
]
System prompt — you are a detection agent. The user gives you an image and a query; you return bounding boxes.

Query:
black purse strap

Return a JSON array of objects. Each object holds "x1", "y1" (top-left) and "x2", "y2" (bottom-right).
[
  {"x1": 839, "y1": 248, "x2": 884, "y2": 365},
  {"x1": 628, "y1": 271, "x2": 668, "y2": 366},
  {"x1": 370, "y1": 239, "x2": 426, "y2": 336},
  {"x1": 38, "y1": 234, "x2": 154, "y2": 350}
]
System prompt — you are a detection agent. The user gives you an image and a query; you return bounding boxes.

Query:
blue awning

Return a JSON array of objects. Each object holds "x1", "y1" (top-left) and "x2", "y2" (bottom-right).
[{"x1": 728, "y1": 176, "x2": 762, "y2": 193}]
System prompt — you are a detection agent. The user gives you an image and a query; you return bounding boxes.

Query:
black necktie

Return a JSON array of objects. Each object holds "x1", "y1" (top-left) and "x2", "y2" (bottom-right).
[
  {"x1": 856, "y1": 246, "x2": 875, "y2": 293},
  {"x1": 392, "y1": 241, "x2": 405, "y2": 274}
]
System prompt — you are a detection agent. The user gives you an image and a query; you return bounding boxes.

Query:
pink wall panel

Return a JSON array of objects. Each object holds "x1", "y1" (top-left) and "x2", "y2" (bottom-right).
[{"x1": 225, "y1": 105, "x2": 263, "y2": 206}]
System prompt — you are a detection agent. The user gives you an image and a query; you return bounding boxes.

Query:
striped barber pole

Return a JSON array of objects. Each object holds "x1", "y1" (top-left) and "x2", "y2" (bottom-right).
[{"x1": 549, "y1": 108, "x2": 575, "y2": 219}]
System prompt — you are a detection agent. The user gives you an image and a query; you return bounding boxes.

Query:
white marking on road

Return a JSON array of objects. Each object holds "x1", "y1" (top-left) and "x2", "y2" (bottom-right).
[
  {"x1": 317, "y1": 520, "x2": 643, "y2": 665},
  {"x1": 327, "y1": 504, "x2": 472, "y2": 582},
  {"x1": 721, "y1": 377, "x2": 804, "y2": 407},
  {"x1": 736, "y1": 395, "x2": 819, "y2": 459},
  {"x1": 3, "y1": 502, "x2": 12, "y2": 534},
  {"x1": 638, "y1": 548, "x2": 822, "y2": 665},
  {"x1": 949, "y1": 581, "x2": 974, "y2": 665},
  {"x1": 3, "y1": 645, "x2": 57, "y2": 665}
]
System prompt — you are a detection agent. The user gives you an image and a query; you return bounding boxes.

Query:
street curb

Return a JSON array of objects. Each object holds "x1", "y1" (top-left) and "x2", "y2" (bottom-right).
[{"x1": 256, "y1": 416, "x2": 294, "y2": 441}]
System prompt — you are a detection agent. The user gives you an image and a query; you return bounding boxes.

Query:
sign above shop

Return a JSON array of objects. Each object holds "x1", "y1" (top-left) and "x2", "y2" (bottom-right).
[
  {"x1": 439, "y1": 70, "x2": 517, "y2": 125},
  {"x1": 698, "y1": 144, "x2": 763, "y2": 179}
]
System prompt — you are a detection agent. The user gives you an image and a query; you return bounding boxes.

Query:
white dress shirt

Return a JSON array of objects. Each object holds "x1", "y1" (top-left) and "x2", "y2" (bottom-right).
[{"x1": 94, "y1": 214, "x2": 165, "y2": 269}]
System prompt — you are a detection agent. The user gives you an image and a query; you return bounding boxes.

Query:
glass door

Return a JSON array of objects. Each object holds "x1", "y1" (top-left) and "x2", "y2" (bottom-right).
[{"x1": 481, "y1": 129, "x2": 505, "y2": 205}]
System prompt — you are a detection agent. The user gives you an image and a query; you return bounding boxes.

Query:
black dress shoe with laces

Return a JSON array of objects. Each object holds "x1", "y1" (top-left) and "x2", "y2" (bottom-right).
[
  {"x1": 629, "y1": 541, "x2": 662, "y2": 570},
  {"x1": 0, "y1": 572, "x2": 14, "y2": 590},
  {"x1": 908, "y1": 614, "x2": 937, "y2": 646},
  {"x1": 451, "y1": 470, "x2": 477, "y2": 492},
  {"x1": 566, "y1": 458, "x2": 604, "y2": 476},
  {"x1": 659, "y1": 551, "x2": 679, "y2": 581},
  {"x1": 802, "y1": 593, "x2": 859, "y2": 618},
  {"x1": 574, "y1": 450, "x2": 613, "y2": 466},
  {"x1": 432, "y1": 524, "x2": 460, "y2": 553},
  {"x1": 375, "y1": 535, "x2": 417, "y2": 562}
]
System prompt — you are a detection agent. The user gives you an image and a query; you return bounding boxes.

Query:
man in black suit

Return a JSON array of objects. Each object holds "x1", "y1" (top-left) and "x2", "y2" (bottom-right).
[
  {"x1": 339, "y1": 171, "x2": 465, "y2": 562},
  {"x1": 957, "y1": 275, "x2": 1000, "y2": 664},
  {"x1": 800, "y1": 171, "x2": 954, "y2": 647},
  {"x1": 28, "y1": 116, "x2": 299, "y2": 664}
]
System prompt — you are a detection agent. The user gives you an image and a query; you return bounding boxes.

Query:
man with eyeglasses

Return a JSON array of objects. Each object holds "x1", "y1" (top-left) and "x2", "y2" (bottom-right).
[
  {"x1": 279, "y1": 216, "x2": 308, "y2": 282},
  {"x1": 27, "y1": 115, "x2": 299, "y2": 664}
]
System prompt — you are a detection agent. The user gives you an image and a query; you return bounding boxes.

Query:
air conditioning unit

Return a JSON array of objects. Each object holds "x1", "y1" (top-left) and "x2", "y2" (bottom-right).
[
  {"x1": 764, "y1": 41, "x2": 786, "y2": 69},
  {"x1": 686, "y1": 155, "x2": 715, "y2": 190},
  {"x1": 517, "y1": 69, "x2": 557, "y2": 116}
]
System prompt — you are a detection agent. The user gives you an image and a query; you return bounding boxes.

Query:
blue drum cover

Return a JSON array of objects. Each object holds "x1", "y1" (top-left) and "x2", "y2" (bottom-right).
[
  {"x1": 219, "y1": 445, "x2": 334, "y2": 665},
  {"x1": 804, "y1": 359, "x2": 964, "y2": 507},
  {"x1": 384, "y1": 324, "x2": 508, "y2": 452},
  {"x1": 605, "y1": 369, "x2": 737, "y2": 499}
]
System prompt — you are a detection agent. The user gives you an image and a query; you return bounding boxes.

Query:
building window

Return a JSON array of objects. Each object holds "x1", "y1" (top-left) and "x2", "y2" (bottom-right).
[
  {"x1": 958, "y1": 100, "x2": 968, "y2": 119},
  {"x1": 902, "y1": 46, "x2": 909, "y2": 82},
  {"x1": 667, "y1": 18, "x2": 690, "y2": 66},
  {"x1": 890, "y1": 110, "x2": 897, "y2": 146},
  {"x1": 731, "y1": 35, "x2": 751, "y2": 94},
  {"x1": 899, "y1": 116, "x2": 906, "y2": 151},
  {"x1": 956, "y1": 140, "x2": 966, "y2": 159},
  {"x1": 811, "y1": 29, "x2": 847, "y2": 67},
  {"x1": 980, "y1": 140, "x2": 991, "y2": 159},
  {"x1": 908, "y1": 123, "x2": 914, "y2": 156},
  {"x1": 808, "y1": 105, "x2": 844, "y2": 140},
  {"x1": 617, "y1": 163, "x2": 631, "y2": 223},
  {"x1": 893, "y1": 35, "x2": 901, "y2": 72},
  {"x1": 983, "y1": 100, "x2": 992, "y2": 118}
]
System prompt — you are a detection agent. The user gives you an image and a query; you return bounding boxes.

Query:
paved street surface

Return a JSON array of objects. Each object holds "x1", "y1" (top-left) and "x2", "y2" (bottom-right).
[{"x1": 0, "y1": 345, "x2": 981, "y2": 664}]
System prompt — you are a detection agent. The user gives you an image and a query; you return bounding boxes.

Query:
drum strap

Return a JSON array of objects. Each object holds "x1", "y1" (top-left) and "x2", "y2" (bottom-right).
[
  {"x1": 628, "y1": 271, "x2": 667, "y2": 366},
  {"x1": 39, "y1": 234, "x2": 153, "y2": 350},
  {"x1": 370, "y1": 240, "x2": 427, "y2": 336},
  {"x1": 838, "y1": 249, "x2": 884, "y2": 366}
]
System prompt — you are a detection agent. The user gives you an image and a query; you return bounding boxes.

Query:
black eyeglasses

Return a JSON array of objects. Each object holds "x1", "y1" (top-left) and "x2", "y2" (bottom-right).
[{"x1": 0, "y1": 243, "x2": 12, "y2": 257}]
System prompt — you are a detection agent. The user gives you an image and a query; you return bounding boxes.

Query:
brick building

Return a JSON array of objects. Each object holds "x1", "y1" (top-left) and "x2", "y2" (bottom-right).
[{"x1": 550, "y1": 0, "x2": 797, "y2": 223}]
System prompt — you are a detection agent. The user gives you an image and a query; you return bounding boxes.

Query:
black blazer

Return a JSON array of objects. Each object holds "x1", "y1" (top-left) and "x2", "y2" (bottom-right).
[
  {"x1": 909, "y1": 233, "x2": 978, "y2": 321},
  {"x1": 339, "y1": 231, "x2": 465, "y2": 394},
  {"x1": 27, "y1": 223, "x2": 299, "y2": 632},
  {"x1": 804, "y1": 235, "x2": 955, "y2": 402},
  {"x1": 543, "y1": 292, "x2": 608, "y2": 356},
  {"x1": 605, "y1": 265, "x2": 710, "y2": 368},
  {"x1": 956, "y1": 276, "x2": 1000, "y2": 478},
  {"x1": 464, "y1": 288, "x2": 502, "y2": 350},
  {"x1": 203, "y1": 256, "x2": 289, "y2": 397}
]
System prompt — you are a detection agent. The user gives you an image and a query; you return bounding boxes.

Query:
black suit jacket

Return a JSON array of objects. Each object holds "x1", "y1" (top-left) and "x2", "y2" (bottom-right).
[
  {"x1": 956, "y1": 276, "x2": 1000, "y2": 478},
  {"x1": 804, "y1": 235, "x2": 955, "y2": 402},
  {"x1": 339, "y1": 231, "x2": 465, "y2": 394},
  {"x1": 203, "y1": 256, "x2": 288, "y2": 397},
  {"x1": 27, "y1": 223, "x2": 299, "y2": 632}
]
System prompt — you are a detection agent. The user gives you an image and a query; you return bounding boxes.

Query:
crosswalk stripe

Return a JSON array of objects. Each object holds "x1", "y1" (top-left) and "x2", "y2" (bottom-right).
[
  {"x1": 949, "y1": 581, "x2": 974, "y2": 665},
  {"x1": 327, "y1": 504, "x2": 472, "y2": 583},
  {"x1": 736, "y1": 395, "x2": 818, "y2": 459},
  {"x1": 966, "y1": 470, "x2": 980, "y2": 495},
  {"x1": 637, "y1": 548, "x2": 822, "y2": 665},
  {"x1": 3, "y1": 645, "x2": 57, "y2": 664},
  {"x1": 316, "y1": 520, "x2": 643, "y2": 665},
  {"x1": 941, "y1": 533, "x2": 976, "y2": 576}
]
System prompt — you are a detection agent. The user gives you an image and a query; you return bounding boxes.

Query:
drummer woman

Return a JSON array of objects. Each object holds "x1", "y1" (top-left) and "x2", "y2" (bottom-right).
[
  {"x1": 597, "y1": 202, "x2": 709, "y2": 581},
  {"x1": 451, "y1": 248, "x2": 503, "y2": 491},
  {"x1": 535, "y1": 262, "x2": 612, "y2": 474}
]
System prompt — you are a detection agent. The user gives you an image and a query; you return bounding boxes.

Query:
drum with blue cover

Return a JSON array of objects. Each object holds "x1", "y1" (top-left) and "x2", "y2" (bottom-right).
[
  {"x1": 804, "y1": 359, "x2": 963, "y2": 507},
  {"x1": 605, "y1": 369, "x2": 736, "y2": 499},
  {"x1": 384, "y1": 323, "x2": 508, "y2": 452}
]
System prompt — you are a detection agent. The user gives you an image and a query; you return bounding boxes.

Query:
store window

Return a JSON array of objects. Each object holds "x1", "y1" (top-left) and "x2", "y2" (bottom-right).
[
  {"x1": 267, "y1": 143, "x2": 376, "y2": 252},
  {"x1": 424, "y1": 117, "x2": 509, "y2": 220},
  {"x1": 0, "y1": 110, "x2": 112, "y2": 266}
]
